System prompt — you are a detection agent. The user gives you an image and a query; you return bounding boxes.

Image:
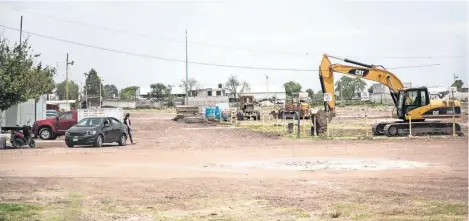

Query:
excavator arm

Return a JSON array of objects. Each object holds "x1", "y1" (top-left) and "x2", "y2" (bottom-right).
[
  {"x1": 319, "y1": 54, "x2": 405, "y2": 113},
  {"x1": 315, "y1": 54, "x2": 464, "y2": 137}
]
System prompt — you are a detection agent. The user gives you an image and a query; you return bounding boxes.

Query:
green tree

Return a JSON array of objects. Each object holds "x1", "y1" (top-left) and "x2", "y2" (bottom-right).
[
  {"x1": 103, "y1": 84, "x2": 118, "y2": 99},
  {"x1": 120, "y1": 86, "x2": 138, "y2": 100},
  {"x1": 451, "y1": 79, "x2": 464, "y2": 90},
  {"x1": 164, "y1": 85, "x2": 175, "y2": 107},
  {"x1": 225, "y1": 75, "x2": 250, "y2": 98},
  {"x1": 0, "y1": 37, "x2": 55, "y2": 111},
  {"x1": 312, "y1": 90, "x2": 324, "y2": 104},
  {"x1": 305, "y1": 89, "x2": 314, "y2": 99},
  {"x1": 150, "y1": 83, "x2": 168, "y2": 100},
  {"x1": 283, "y1": 81, "x2": 302, "y2": 98},
  {"x1": 56, "y1": 80, "x2": 79, "y2": 100},
  {"x1": 84, "y1": 69, "x2": 103, "y2": 96},
  {"x1": 335, "y1": 76, "x2": 366, "y2": 100}
]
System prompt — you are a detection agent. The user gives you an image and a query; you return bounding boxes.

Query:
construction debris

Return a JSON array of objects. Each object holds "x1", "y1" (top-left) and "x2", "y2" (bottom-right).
[
  {"x1": 176, "y1": 105, "x2": 199, "y2": 114},
  {"x1": 172, "y1": 105, "x2": 207, "y2": 124}
]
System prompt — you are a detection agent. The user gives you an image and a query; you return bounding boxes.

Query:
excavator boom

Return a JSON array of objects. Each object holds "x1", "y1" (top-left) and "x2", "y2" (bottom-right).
[{"x1": 319, "y1": 54, "x2": 404, "y2": 113}]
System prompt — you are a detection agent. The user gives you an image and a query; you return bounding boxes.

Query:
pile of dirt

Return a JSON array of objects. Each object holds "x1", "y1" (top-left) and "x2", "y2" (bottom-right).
[
  {"x1": 314, "y1": 110, "x2": 335, "y2": 135},
  {"x1": 172, "y1": 114, "x2": 207, "y2": 123}
]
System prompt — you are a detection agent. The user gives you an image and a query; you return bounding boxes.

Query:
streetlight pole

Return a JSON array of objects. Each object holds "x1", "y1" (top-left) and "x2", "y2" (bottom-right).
[
  {"x1": 185, "y1": 29, "x2": 188, "y2": 105},
  {"x1": 19, "y1": 16, "x2": 23, "y2": 46}
]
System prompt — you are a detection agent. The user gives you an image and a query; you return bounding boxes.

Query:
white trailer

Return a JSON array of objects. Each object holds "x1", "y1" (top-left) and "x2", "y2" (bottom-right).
[
  {"x1": 0, "y1": 95, "x2": 47, "y2": 131},
  {"x1": 77, "y1": 108, "x2": 125, "y2": 122}
]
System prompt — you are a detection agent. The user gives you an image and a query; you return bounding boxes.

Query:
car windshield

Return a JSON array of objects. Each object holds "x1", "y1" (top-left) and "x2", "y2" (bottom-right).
[{"x1": 77, "y1": 118, "x2": 103, "y2": 127}]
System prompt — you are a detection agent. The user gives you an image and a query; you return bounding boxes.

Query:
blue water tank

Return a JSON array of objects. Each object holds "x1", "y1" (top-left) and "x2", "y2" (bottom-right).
[{"x1": 205, "y1": 107, "x2": 216, "y2": 119}]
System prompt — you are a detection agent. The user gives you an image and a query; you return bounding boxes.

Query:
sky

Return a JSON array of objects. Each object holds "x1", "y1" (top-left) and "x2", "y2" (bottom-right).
[{"x1": 0, "y1": 0, "x2": 467, "y2": 95}]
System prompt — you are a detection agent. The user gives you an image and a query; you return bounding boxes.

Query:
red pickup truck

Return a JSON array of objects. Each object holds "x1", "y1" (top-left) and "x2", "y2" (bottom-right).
[{"x1": 33, "y1": 110, "x2": 78, "y2": 140}]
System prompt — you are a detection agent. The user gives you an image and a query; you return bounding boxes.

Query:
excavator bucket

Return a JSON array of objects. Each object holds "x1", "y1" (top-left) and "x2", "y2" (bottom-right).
[{"x1": 315, "y1": 109, "x2": 335, "y2": 136}]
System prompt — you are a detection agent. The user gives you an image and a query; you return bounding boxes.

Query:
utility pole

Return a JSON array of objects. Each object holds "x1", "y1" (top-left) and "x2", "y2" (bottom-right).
[
  {"x1": 80, "y1": 82, "x2": 83, "y2": 101},
  {"x1": 65, "y1": 54, "x2": 74, "y2": 110},
  {"x1": 453, "y1": 74, "x2": 459, "y2": 94},
  {"x1": 66, "y1": 54, "x2": 69, "y2": 102},
  {"x1": 19, "y1": 16, "x2": 23, "y2": 125},
  {"x1": 83, "y1": 72, "x2": 88, "y2": 108},
  {"x1": 19, "y1": 16, "x2": 23, "y2": 46},
  {"x1": 99, "y1": 79, "x2": 103, "y2": 108},
  {"x1": 185, "y1": 29, "x2": 188, "y2": 105},
  {"x1": 340, "y1": 82, "x2": 343, "y2": 104}
]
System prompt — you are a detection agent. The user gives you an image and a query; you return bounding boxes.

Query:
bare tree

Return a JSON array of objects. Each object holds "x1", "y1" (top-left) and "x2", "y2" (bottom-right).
[
  {"x1": 179, "y1": 78, "x2": 200, "y2": 96},
  {"x1": 225, "y1": 75, "x2": 250, "y2": 98}
]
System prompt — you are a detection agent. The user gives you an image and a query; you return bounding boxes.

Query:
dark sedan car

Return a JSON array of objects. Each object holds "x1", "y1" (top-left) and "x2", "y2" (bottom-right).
[{"x1": 65, "y1": 117, "x2": 128, "y2": 148}]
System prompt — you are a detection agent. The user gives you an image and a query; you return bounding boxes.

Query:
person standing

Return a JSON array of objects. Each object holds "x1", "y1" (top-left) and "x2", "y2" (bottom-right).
[{"x1": 123, "y1": 113, "x2": 135, "y2": 144}]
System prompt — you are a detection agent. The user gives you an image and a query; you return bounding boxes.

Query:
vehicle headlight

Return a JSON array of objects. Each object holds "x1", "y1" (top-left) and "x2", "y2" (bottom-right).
[
  {"x1": 65, "y1": 131, "x2": 70, "y2": 136},
  {"x1": 86, "y1": 130, "x2": 97, "y2": 136}
]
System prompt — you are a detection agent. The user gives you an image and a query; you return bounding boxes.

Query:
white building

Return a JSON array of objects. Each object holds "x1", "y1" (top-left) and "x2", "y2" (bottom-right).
[
  {"x1": 190, "y1": 84, "x2": 227, "y2": 97},
  {"x1": 370, "y1": 82, "x2": 412, "y2": 104},
  {"x1": 240, "y1": 85, "x2": 286, "y2": 100}
]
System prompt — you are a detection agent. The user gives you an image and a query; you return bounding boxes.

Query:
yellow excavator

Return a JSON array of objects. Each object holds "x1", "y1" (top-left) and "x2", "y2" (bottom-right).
[{"x1": 316, "y1": 54, "x2": 463, "y2": 137}]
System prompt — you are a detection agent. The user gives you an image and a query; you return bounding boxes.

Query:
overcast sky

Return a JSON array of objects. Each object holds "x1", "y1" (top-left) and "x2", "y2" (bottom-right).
[{"x1": 0, "y1": 1, "x2": 467, "y2": 94}]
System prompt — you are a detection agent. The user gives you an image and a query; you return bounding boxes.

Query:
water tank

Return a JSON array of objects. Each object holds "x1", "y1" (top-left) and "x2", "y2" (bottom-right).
[{"x1": 205, "y1": 107, "x2": 216, "y2": 120}]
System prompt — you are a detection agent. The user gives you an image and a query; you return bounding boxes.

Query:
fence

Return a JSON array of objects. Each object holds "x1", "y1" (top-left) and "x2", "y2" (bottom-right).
[
  {"x1": 212, "y1": 104, "x2": 463, "y2": 139},
  {"x1": 102, "y1": 100, "x2": 136, "y2": 109},
  {"x1": 186, "y1": 96, "x2": 229, "y2": 106}
]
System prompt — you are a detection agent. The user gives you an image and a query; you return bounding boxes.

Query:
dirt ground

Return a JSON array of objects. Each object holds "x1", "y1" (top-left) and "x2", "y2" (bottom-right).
[{"x1": 0, "y1": 110, "x2": 467, "y2": 221}]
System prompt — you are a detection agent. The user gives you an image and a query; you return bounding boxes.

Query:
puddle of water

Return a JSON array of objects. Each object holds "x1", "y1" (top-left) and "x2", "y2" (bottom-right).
[{"x1": 216, "y1": 158, "x2": 429, "y2": 171}]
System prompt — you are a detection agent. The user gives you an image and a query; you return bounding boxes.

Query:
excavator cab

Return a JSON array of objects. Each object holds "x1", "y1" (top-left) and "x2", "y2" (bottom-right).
[{"x1": 396, "y1": 88, "x2": 430, "y2": 120}]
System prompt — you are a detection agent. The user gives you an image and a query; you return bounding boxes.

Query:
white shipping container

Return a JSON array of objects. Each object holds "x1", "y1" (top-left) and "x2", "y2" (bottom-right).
[{"x1": 77, "y1": 108, "x2": 125, "y2": 122}]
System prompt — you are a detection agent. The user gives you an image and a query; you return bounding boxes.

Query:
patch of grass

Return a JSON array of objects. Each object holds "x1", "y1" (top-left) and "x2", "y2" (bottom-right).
[
  {"x1": 153, "y1": 211, "x2": 234, "y2": 221},
  {"x1": 330, "y1": 211, "x2": 341, "y2": 218},
  {"x1": 61, "y1": 193, "x2": 84, "y2": 221},
  {"x1": 0, "y1": 203, "x2": 41, "y2": 221},
  {"x1": 333, "y1": 203, "x2": 370, "y2": 216},
  {"x1": 375, "y1": 200, "x2": 467, "y2": 220},
  {"x1": 352, "y1": 212, "x2": 374, "y2": 220},
  {"x1": 277, "y1": 207, "x2": 310, "y2": 219},
  {"x1": 421, "y1": 202, "x2": 467, "y2": 216}
]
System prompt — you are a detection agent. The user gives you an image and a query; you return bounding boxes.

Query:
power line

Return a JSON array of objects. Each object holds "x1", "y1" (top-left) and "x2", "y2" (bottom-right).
[
  {"x1": 11, "y1": 8, "x2": 309, "y2": 56},
  {"x1": 11, "y1": 8, "x2": 468, "y2": 59},
  {"x1": 0, "y1": 24, "x2": 442, "y2": 72},
  {"x1": 0, "y1": 24, "x2": 315, "y2": 71},
  {"x1": 345, "y1": 55, "x2": 467, "y2": 59}
]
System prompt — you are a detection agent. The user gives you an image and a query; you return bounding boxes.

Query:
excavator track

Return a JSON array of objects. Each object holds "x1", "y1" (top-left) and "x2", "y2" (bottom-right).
[
  {"x1": 372, "y1": 122, "x2": 395, "y2": 136},
  {"x1": 382, "y1": 121, "x2": 464, "y2": 137}
]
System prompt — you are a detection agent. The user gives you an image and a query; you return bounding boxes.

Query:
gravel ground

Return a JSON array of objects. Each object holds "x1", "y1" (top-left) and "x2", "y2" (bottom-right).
[{"x1": 0, "y1": 110, "x2": 467, "y2": 220}]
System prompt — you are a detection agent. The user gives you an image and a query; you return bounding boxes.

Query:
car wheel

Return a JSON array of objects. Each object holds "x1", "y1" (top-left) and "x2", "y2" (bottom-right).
[
  {"x1": 118, "y1": 133, "x2": 127, "y2": 146},
  {"x1": 94, "y1": 135, "x2": 103, "y2": 147},
  {"x1": 67, "y1": 143, "x2": 74, "y2": 148},
  {"x1": 39, "y1": 128, "x2": 52, "y2": 140}
]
